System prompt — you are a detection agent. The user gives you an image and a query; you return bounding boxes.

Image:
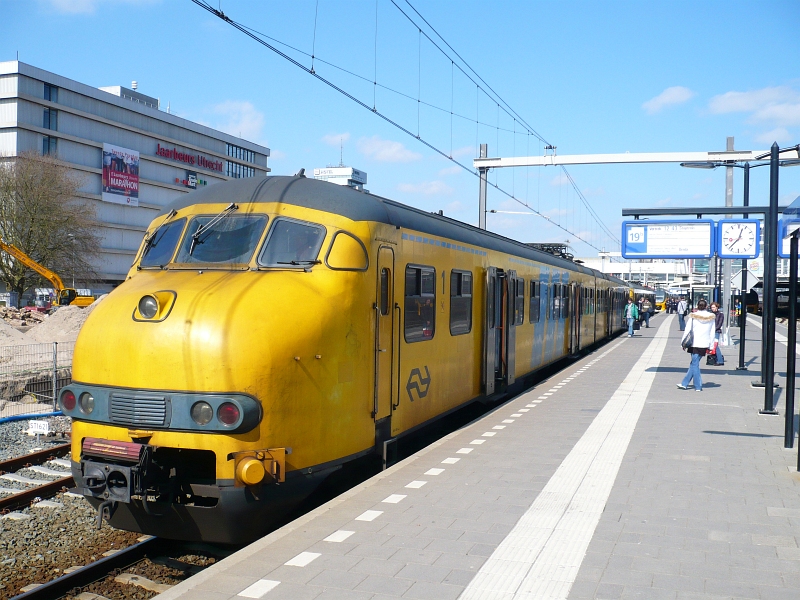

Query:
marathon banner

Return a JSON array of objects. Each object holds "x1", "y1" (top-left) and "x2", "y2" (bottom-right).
[{"x1": 102, "y1": 143, "x2": 140, "y2": 206}]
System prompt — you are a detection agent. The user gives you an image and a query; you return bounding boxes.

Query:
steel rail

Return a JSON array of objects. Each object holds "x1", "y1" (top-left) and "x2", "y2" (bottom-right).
[
  {"x1": 10, "y1": 537, "x2": 168, "y2": 600},
  {"x1": 0, "y1": 476, "x2": 74, "y2": 512},
  {"x1": 0, "y1": 443, "x2": 71, "y2": 474}
]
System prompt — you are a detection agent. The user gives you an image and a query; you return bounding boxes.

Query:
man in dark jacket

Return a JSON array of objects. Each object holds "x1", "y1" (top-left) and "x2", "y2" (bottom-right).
[{"x1": 710, "y1": 301, "x2": 725, "y2": 366}]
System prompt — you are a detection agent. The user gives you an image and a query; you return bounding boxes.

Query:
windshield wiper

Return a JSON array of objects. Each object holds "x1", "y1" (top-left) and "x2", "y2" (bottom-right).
[
  {"x1": 276, "y1": 260, "x2": 322, "y2": 266},
  {"x1": 189, "y1": 203, "x2": 238, "y2": 256},
  {"x1": 142, "y1": 209, "x2": 178, "y2": 256}
]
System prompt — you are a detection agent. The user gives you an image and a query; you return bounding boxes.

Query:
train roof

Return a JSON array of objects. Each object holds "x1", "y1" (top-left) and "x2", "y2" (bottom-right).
[{"x1": 162, "y1": 175, "x2": 629, "y2": 284}]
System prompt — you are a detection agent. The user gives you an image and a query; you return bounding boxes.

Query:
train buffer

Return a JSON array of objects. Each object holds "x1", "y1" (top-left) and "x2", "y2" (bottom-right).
[{"x1": 155, "y1": 313, "x2": 800, "y2": 600}]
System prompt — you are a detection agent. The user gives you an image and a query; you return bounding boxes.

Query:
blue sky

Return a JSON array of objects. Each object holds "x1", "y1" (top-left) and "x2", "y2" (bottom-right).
[{"x1": 3, "y1": 0, "x2": 799, "y2": 256}]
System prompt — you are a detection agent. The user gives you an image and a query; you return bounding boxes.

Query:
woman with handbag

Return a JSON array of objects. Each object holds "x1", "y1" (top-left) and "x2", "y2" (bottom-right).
[{"x1": 677, "y1": 299, "x2": 716, "y2": 391}]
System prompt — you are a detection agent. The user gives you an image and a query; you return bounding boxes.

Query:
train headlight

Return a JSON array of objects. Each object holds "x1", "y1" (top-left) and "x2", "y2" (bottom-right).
[
  {"x1": 78, "y1": 392, "x2": 95, "y2": 414},
  {"x1": 138, "y1": 295, "x2": 159, "y2": 319},
  {"x1": 60, "y1": 390, "x2": 76, "y2": 411},
  {"x1": 191, "y1": 401, "x2": 213, "y2": 425},
  {"x1": 218, "y1": 402, "x2": 240, "y2": 426}
]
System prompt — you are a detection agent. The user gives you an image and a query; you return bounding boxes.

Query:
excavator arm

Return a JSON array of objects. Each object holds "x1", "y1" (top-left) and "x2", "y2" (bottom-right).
[{"x1": 0, "y1": 240, "x2": 65, "y2": 293}]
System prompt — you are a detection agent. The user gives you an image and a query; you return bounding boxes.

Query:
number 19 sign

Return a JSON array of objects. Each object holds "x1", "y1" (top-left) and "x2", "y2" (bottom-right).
[{"x1": 622, "y1": 220, "x2": 715, "y2": 259}]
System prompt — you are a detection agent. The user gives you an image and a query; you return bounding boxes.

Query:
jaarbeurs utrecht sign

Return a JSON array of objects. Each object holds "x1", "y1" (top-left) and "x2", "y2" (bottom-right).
[{"x1": 156, "y1": 143, "x2": 224, "y2": 173}]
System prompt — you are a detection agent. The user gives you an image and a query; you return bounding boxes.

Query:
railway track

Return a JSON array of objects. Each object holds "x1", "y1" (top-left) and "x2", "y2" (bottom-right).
[
  {"x1": 11, "y1": 537, "x2": 232, "y2": 600},
  {"x1": 0, "y1": 443, "x2": 74, "y2": 513}
]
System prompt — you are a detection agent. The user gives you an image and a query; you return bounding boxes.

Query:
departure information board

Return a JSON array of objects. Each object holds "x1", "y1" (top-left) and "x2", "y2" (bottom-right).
[{"x1": 622, "y1": 220, "x2": 715, "y2": 259}]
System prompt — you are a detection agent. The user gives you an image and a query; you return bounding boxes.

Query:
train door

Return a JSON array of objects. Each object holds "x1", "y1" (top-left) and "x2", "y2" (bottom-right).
[
  {"x1": 374, "y1": 247, "x2": 395, "y2": 447},
  {"x1": 569, "y1": 283, "x2": 583, "y2": 354},
  {"x1": 483, "y1": 267, "x2": 516, "y2": 395}
]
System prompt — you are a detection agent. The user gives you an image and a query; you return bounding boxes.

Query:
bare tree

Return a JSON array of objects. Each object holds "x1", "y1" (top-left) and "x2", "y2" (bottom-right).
[{"x1": 0, "y1": 152, "x2": 100, "y2": 305}]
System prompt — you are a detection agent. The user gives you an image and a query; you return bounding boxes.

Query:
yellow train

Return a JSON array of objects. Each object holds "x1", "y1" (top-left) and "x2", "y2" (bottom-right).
[{"x1": 59, "y1": 175, "x2": 632, "y2": 543}]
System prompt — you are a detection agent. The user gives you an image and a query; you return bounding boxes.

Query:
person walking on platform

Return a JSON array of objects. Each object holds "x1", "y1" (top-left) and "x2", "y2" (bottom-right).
[
  {"x1": 641, "y1": 297, "x2": 652, "y2": 328},
  {"x1": 710, "y1": 301, "x2": 725, "y2": 366},
  {"x1": 677, "y1": 299, "x2": 716, "y2": 391},
  {"x1": 677, "y1": 296, "x2": 688, "y2": 331},
  {"x1": 624, "y1": 297, "x2": 638, "y2": 337}
]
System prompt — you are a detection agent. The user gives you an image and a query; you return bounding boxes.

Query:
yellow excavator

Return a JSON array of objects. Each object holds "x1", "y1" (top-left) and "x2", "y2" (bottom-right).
[{"x1": 0, "y1": 240, "x2": 94, "y2": 307}]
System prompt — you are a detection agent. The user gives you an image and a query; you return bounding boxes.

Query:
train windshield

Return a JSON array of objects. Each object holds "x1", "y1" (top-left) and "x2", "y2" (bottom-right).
[
  {"x1": 258, "y1": 219, "x2": 326, "y2": 267},
  {"x1": 173, "y1": 215, "x2": 268, "y2": 265},
  {"x1": 655, "y1": 290, "x2": 666, "y2": 302},
  {"x1": 140, "y1": 218, "x2": 186, "y2": 268}
]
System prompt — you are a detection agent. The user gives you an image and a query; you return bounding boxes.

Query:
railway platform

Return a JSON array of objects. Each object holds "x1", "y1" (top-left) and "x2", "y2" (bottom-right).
[{"x1": 156, "y1": 314, "x2": 800, "y2": 600}]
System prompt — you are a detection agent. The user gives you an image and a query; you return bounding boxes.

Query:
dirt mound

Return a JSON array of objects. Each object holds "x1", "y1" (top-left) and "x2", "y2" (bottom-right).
[
  {"x1": 0, "y1": 320, "x2": 26, "y2": 344},
  {"x1": 23, "y1": 294, "x2": 107, "y2": 344}
]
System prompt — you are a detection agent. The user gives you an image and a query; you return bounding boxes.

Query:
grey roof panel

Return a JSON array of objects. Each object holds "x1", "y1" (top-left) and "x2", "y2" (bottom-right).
[{"x1": 161, "y1": 176, "x2": 617, "y2": 278}]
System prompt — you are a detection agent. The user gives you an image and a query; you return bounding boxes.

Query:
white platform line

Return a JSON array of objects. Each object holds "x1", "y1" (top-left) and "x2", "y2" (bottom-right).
[
  {"x1": 405, "y1": 481, "x2": 427, "y2": 489},
  {"x1": 459, "y1": 316, "x2": 673, "y2": 600},
  {"x1": 284, "y1": 552, "x2": 320, "y2": 567},
  {"x1": 382, "y1": 494, "x2": 407, "y2": 504},
  {"x1": 355, "y1": 510, "x2": 383, "y2": 521},
  {"x1": 238, "y1": 579, "x2": 280, "y2": 598},
  {"x1": 324, "y1": 530, "x2": 355, "y2": 542},
  {"x1": 442, "y1": 457, "x2": 460, "y2": 464}
]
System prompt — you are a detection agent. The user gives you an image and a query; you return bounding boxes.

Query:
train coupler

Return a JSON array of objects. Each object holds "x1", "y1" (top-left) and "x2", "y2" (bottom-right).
[{"x1": 96, "y1": 499, "x2": 117, "y2": 530}]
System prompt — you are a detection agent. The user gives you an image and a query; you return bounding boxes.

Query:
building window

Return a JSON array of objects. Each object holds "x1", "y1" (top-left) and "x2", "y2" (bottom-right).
[
  {"x1": 449, "y1": 270, "x2": 472, "y2": 335},
  {"x1": 43, "y1": 108, "x2": 57, "y2": 131},
  {"x1": 405, "y1": 265, "x2": 435, "y2": 342},
  {"x1": 42, "y1": 136, "x2": 57, "y2": 156},
  {"x1": 44, "y1": 83, "x2": 58, "y2": 103},
  {"x1": 226, "y1": 143, "x2": 255, "y2": 164},
  {"x1": 514, "y1": 277, "x2": 525, "y2": 325},
  {"x1": 529, "y1": 281, "x2": 540, "y2": 323},
  {"x1": 226, "y1": 161, "x2": 255, "y2": 179}
]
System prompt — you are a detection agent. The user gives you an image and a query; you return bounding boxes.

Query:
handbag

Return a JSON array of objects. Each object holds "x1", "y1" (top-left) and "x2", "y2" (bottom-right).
[
  {"x1": 681, "y1": 321, "x2": 694, "y2": 351},
  {"x1": 633, "y1": 320, "x2": 641, "y2": 331},
  {"x1": 706, "y1": 352, "x2": 717, "y2": 366}
]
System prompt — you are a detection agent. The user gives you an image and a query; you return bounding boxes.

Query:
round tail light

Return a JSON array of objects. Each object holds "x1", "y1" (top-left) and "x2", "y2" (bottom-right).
[
  {"x1": 60, "y1": 390, "x2": 76, "y2": 411},
  {"x1": 217, "y1": 402, "x2": 240, "y2": 426}
]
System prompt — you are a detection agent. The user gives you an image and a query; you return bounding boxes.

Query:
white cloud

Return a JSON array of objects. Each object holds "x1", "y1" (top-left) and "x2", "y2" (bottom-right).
[
  {"x1": 322, "y1": 133, "x2": 350, "y2": 146},
  {"x1": 210, "y1": 101, "x2": 266, "y2": 144},
  {"x1": 451, "y1": 145, "x2": 475, "y2": 159},
  {"x1": 397, "y1": 180, "x2": 453, "y2": 195},
  {"x1": 439, "y1": 165, "x2": 463, "y2": 176},
  {"x1": 642, "y1": 86, "x2": 696, "y2": 114},
  {"x1": 655, "y1": 197, "x2": 671, "y2": 207},
  {"x1": 550, "y1": 174, "x2": 569, "y2": 186},
  {"x1": 43, "y1": 0, "x2": 156, "y2": 13},
  {"x1": 543, "y1": 207, "x2": 571, "y2": 218},
  {"x1": 445, "y1": 201, "x2": 464, "y2": 213},
  {"x1": 755, "y1": 127, "x2": 793, "y2": 145},
  {"x1": 709, "y1": 86, "x2": 800, "y2": 128},
  {"x1": 269, "y1": 149, "x2": 287, "y2": 160},
  {"x1": 357, "y1": 136, "x2": 422, "y2": 163}
]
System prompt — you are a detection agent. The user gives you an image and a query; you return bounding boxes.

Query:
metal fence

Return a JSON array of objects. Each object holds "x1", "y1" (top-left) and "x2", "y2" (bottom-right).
[{"x1": 0, "y1": 342, "x2": 74, "y2": 419}]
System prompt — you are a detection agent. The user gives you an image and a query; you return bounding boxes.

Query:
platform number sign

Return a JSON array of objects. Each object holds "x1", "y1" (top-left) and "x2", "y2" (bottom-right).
[{"x1": 622, "y1": 220, "x2": 715, "y2": 259}]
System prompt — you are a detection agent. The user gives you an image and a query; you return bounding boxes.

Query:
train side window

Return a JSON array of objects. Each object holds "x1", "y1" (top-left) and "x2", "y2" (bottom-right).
[
  {"x1": 529, "y1": 281, "x2": 540, "y2": 323},
  {"x1": 325, "y1": 230, "x2": 369, "y2": 271},
  {"x1": 380, "y1": 268, "x2": 390, "y2": 315},
  {"x1": 551, "y1": 283, "x2": 560, "y2": 320},
  {"x1": 561, "y1": 284, "x2": 569, "y2": 319},
  {"x1": 449, "y1": 270, "x2": 472, "y2": 335},
  {"x1": 258, "y1": 218, "x2": 326, "y2": 267},
  {"x1": 141, "y1": 217, "x2": 187, "y2": 267},
  {"x1": 515, "y1": 278, "x2": 525, "y2": 325},
  {"x1": 405, "y1": 265, "x2": 436, "y2": 342}
]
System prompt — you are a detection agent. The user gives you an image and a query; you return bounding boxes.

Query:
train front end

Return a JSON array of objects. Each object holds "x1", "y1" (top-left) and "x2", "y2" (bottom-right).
[{"x1": 60, "y1": 182, "x2": 375, "y2": 543}]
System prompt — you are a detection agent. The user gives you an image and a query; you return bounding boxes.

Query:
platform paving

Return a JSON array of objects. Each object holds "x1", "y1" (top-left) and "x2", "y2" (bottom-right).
[{"x1": 156, "y1": 313, "x2": 800, "y2": 600}]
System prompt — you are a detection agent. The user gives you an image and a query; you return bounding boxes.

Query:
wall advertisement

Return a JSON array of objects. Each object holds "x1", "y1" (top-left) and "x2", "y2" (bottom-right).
[{"x1": 102, "y1": 143, "x2": 140, "y2": 206}]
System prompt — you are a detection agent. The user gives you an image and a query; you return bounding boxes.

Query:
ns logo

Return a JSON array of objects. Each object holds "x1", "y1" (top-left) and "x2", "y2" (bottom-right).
[{"x1": 406, "y1": 366, "x2": 431, "y2": 402}]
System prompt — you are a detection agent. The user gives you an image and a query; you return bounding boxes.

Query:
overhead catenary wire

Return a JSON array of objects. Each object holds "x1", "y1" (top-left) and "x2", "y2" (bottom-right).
[{"x1": 190, "y1": 0, "x2": 612, "y2": 252}]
